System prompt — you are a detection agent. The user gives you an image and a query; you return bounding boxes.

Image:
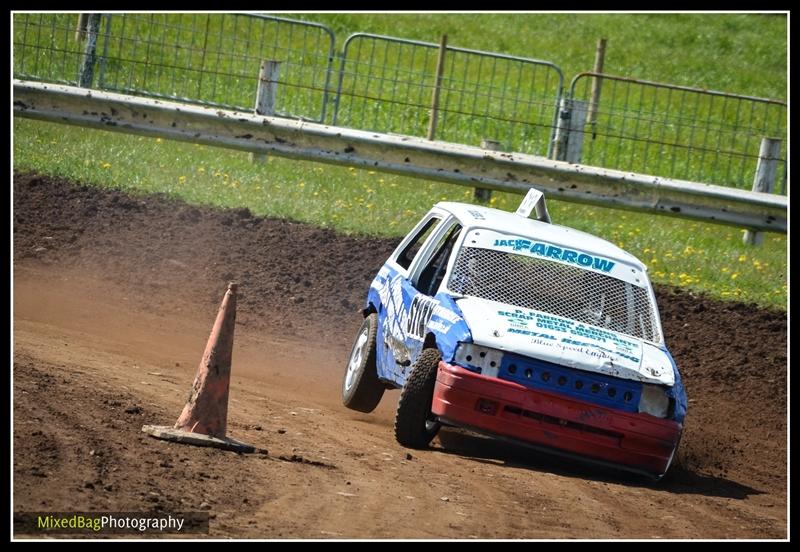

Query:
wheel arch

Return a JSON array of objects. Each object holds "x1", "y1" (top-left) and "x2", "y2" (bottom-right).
[
  {"x1": 423, "y1": 332, "x2": 438, "y2": 352},
  {"x1": 362, "y1": 301, "x2": 378, "y2": 318}
]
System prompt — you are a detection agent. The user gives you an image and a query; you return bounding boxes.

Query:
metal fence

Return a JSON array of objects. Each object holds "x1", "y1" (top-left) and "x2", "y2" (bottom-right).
[
  {"x1": 14, "y1": 13, "x2": 90, "y2": 86},
  {"x1": 566, "y1": 73, "x2": 788, "y2": 193},
  {"x1": 13, "y1": 13, "x2": 787, "y2": 195},
  {"x1": 13, "y1": 13, "x2": 336, "y2": 122},
  {"x1": 333, "y1": 33, "x2": 564, "y2": 158}
]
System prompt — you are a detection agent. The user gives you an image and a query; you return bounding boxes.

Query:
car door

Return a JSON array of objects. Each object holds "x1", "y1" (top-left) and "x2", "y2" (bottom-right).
[{"x1": 376, "y1": 213, "x2": 462, "y2": 386}]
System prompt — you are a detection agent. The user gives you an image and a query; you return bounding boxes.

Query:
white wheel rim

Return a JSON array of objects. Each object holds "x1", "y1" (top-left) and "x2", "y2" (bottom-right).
[{"x1": 344, "y1": 326, "x2": 369, "y2": 392}]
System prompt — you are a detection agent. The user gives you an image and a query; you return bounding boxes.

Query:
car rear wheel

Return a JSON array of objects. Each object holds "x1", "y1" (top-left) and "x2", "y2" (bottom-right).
[
  {"x1": 394, "y1": 348, "x2": 442, "y2": 448},
  {"x1": 342, "y1": 313, "x2": 385, "y2": 413}
]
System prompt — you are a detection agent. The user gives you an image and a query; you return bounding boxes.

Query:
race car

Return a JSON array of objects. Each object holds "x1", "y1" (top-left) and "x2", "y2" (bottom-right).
[{"x1": 341, "y1": 189, "x2": 686, "y2": 480}]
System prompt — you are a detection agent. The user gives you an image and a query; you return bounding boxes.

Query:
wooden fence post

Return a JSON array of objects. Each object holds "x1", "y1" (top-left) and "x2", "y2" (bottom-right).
[
  {"x1": 427, "y1": 34, "x2": 448, "y2": 141},
  {"x1": 75, "y1": 13, "x2": 90, "y2": 42},
  {"x1": 743, "y1": 137, "x2": 782, "y2": 246},
  {"x1": 587, "y1": 38, "x2": 607, "y2": 138},
  {"x1": 565, "y1": 100, "x2": 588, "y2": 164},
  {"x1": 552, "y1": 99, "x2": 588, "y2": 163},
  {"x1": 251, "y1": 60, "x2": 281, "y2": 163},
  {"x1": 77, "y1": 14, "x2": 101, "y2": 88}
]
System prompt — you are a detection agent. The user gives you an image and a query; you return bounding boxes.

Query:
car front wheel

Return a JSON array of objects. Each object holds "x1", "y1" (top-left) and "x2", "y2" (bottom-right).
[
  {"x1": 394, "y1": 348, "x2": 442, "y2": 448},
  {"x1": 342, "y1": 313, "x2": 385, "y2": 413}
]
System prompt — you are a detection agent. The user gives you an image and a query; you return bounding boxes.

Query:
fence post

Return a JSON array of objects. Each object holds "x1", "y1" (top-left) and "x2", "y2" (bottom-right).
[
  {"x1": 475, "y1": 139, "x2": 502, "y2": 202},
  {"x1": 552, "y1": 98, "x2": 571, "y2": 161},
  {"x1": 565, "y1": 100, "x2": 588, "y2": 164},
  {"x1": 587, "y1": 38, "x2": 607, "y2": 138},
  {"x1": 743, "y1": 137, "x2": 782, "y2": 246},
  {"x1": 427, "y1": 34, "x2": 448, "y2": 141},
  {"x1": 251, "y1": 60, "x2": 281, "y2": 163},
  {"x1": 77, "y1": 14, "x2": 101, "y2": 88},
  {"x1": 552, "y1": 99, "x2": 588, "y2": 163},
  {"x1": 75, "y1": 13, "x2": 89, "y2": 42}
]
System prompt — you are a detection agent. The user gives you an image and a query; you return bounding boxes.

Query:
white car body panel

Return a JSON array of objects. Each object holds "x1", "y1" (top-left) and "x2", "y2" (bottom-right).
[{"x1": 456, "y1": 296, "x2": 675, "y2": 386}]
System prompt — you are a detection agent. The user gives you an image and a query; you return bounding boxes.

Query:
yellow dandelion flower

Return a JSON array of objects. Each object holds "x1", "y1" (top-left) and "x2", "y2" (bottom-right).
[{"x1": 731, "y1": 273, "x2": 739, "y2": 279}]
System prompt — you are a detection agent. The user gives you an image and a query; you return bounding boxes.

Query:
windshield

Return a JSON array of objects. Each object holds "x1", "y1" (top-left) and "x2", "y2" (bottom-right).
[{"x1": 447, "y1": 246, "x2": 662, "y2": 344}]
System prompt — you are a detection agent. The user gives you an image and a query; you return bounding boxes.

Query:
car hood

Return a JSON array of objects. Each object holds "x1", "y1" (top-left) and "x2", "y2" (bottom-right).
[{"x1": 455, "y1": 296, "x2": 675, "y2": 386}]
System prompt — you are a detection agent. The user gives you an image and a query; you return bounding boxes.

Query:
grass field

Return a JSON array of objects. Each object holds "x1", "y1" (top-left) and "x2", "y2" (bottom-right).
[{"x1": 12, "y1": 12, "x2": 788, "y2": 310}]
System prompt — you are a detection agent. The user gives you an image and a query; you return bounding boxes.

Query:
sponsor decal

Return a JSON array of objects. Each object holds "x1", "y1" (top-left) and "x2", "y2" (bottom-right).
[
  {"x1": 407, "y1": 294, "x2": 437, "y2": 339},
  {"x1": 499, "y1": 308, "x2": 641, "y2": 364},
  {"x1": 492, "y1": 239, "x2": 616, "y2": 273}
]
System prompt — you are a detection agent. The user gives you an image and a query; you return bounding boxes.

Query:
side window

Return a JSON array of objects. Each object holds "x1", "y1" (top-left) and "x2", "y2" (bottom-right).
[
  {"x1": 417, "y1": 224, "x2": 462, "y2": 296},
  {"x1": 396, "y1": 217, "x2": 442, "y2": 270}
]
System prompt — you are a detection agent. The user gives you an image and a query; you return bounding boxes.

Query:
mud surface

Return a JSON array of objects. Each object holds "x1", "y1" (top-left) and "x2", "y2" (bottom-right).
[{"x1": 13, "y1": 172, "x2": 787, "y2": 538}]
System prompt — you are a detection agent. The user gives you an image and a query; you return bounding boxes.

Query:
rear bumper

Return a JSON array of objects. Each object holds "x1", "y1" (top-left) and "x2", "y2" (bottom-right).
[{"x1": 432, "y1": 361, "x2": 682, "y2": 477}]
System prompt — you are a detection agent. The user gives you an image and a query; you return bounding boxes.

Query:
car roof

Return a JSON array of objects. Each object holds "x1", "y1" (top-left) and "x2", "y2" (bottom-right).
[{"x1": 435, "y1": 201, "x2": 645, "y2": 270}]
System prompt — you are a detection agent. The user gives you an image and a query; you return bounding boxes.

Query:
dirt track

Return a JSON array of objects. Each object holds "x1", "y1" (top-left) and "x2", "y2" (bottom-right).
[{"x1": 13, "y1": 172, "x2": 787, "y2": 539}]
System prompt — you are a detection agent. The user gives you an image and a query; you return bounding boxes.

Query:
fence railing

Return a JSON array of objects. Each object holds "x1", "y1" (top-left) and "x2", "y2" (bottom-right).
[
  {"x1": 565, "y1": 73, "x2": 788, "y2": 193},
  {"x1": 333, "y1": 33, "x2": 564, "y2": 158},
  {"x1": 14, "y1": 80, "x2": 786, "y2": 235},
  {"x1": 13, "y1": 12, "x2": 788, "y2": 201}
]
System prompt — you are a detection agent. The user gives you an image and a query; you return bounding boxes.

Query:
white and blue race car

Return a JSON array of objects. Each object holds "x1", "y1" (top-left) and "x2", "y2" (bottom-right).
[{"x1": 342, "y1": 190, "x2": 686, "y2": 480}]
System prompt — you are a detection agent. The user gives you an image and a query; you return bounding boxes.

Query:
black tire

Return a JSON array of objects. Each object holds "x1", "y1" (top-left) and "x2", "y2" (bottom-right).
[
  {"x1": 394, "y1": 348, "x2": 442, "y2": 448},
  {"x1": 342, "y1": 313, "x2": 385, "y2": 413}
]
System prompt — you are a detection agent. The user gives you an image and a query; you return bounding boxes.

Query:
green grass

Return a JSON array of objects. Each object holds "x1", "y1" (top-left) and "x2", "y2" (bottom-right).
[
  {"x1": 302, "y1": 13, "x2": 786, "y2": 99},
  {"x1": 13, "y1": 13, "x2": 788, "y2": 310}
]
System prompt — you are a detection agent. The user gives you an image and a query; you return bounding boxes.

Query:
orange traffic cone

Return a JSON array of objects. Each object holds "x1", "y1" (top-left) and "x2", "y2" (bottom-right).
[{"x1": 142, "y1": 282, "x2": 254, "y2": 453}]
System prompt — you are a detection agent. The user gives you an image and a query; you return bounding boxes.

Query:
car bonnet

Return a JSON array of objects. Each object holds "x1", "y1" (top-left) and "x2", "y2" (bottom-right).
[{"x1": 456, "y1": 296, "x2": 675, "y2": 386}]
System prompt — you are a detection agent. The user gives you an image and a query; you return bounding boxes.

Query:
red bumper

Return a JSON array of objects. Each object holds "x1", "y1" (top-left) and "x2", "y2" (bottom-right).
[{"x1": 432, "y1": 361, "x2": 682, "y2": 477}]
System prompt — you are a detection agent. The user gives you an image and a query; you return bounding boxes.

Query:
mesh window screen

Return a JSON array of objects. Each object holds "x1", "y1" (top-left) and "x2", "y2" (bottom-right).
[{"x1": 448, "y1": 246, "x2": 660, "y2": 343}]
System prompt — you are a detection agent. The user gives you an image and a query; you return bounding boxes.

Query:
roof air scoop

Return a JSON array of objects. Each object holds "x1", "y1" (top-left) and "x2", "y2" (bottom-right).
[{"x1": 515, "y1": 187, "x2": 551, "y2": 223}]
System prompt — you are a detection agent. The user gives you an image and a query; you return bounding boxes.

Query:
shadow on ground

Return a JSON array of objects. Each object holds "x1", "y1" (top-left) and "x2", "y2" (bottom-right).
[{"x1": 434, "y1": 427, "x2": 763, "y2": 500}]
